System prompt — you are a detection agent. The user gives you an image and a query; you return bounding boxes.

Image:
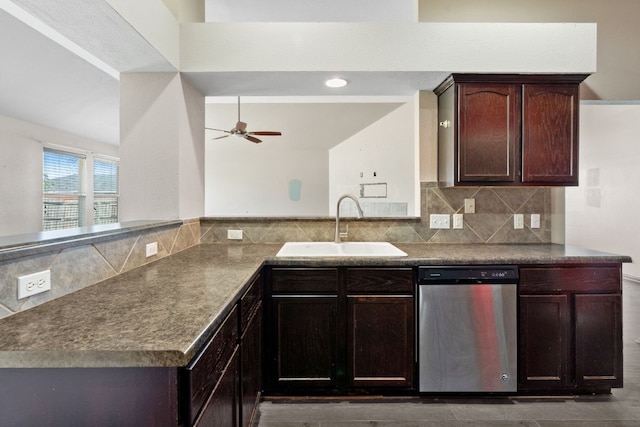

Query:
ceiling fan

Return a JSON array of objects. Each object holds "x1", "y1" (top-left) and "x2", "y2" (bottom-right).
[{"x1": 206, "y1": 96, "x2": 282, "y2": 143}]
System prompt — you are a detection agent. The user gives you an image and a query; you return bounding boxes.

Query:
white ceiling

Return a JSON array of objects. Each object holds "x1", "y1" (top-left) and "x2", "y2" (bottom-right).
[
  {"x1": 206, "y1": 101, "x2": 405, "y2": 150},
  {"x1": 0, "y1": 0, "x2": 438, "y2": 146}
]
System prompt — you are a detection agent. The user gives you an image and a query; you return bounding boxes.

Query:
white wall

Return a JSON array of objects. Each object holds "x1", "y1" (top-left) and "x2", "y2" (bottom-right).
[
  {"x1": 181, "y1": 23, "x2": 595, "y2": 75},
  {"x1": 205, "y1": 0, "x2": 418, "y2": 22},
  {"x1": 565, "y1": 103, "x2": 640, "y2": 278},
  {"x1": 205, "y1": 143, "x2": 329, "y2": 216},
  {"x1": 329, "y1": 99, "x2": 417, "y2": 216},
  {"x1": 119, "y1": 73, "x2": 205, "y2": 221},
  {"x1": 204, "y1": 100, "x2": 412, "y2": 217},
  {"x1": 0, "y1": 115, "x2": 119, "y2": 236}
]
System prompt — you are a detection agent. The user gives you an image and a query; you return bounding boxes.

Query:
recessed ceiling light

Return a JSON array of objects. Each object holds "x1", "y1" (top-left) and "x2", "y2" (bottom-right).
[{"x1": 325, "y1": 78, "x2": 348, "y2": 88}]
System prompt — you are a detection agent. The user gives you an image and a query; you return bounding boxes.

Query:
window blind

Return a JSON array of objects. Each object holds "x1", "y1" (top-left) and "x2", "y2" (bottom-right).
[
  {"x1": 93, "y1": 158, "x2": 119, "y2": 225},
  {"x1": 43, "y1": 148, "x2": 87, "y2": 231}
]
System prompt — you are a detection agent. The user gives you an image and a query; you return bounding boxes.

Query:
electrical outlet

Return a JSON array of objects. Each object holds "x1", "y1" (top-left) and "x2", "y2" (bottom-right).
[
  {"x1": 18, "y1": 270, "x2": 51, "y2": 299},
  {"x1": 429, "y1": 214, "x2": 450, "y2": 229},
  {"x1": 227, "y1": 229, "x2": 243, "y2": 240},
  {"x1": 453, "y1": 213, "x2": 464, "y2": 229},
  {"x1": 531, "y1": 214, "x2": 541, "y2": 229},
  {"x1": 464, "y1": 198, "x2": 476, "y2": 214},
  {"x1": 145, "y1": 242, "x2": 158, "y2": 257},
  {"x1": 514, "y1": 214, "x2": 524, "y2": 229}
]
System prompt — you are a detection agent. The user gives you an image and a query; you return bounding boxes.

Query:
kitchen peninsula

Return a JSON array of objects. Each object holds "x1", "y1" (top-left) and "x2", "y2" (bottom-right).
[{"x1": 0, "y1": 240, "x2": 631, "y2": 426}]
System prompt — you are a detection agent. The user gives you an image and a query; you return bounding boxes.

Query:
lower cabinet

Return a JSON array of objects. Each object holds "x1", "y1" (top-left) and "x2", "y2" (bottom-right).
[
  {"x1": 241, "y1": 302, "x2": 262, "y2": 427},
  {"x1": 264, "y1": 266, "x2": 415, "y2": 395},
  {"x1": 518, "y1": 265, "x2": 623, "y2": 393},
  {"x1": 347, "y1": 268, "x2": 414, "y2": 389},
  {"x1": 194, "y1": 347, "x2": 240, "y2": 427},
  {"x1": 269, "y1": 295, "x2": 339, "y2": 390},
  {"x1": 183, "y1": 272, "x2": 263, "y2": 426}
]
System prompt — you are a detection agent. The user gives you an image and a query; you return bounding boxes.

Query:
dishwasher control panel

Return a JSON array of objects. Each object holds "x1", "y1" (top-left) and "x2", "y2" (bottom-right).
[{"x1": 418, "y1": 266, "x2": 518, "y2": 283}]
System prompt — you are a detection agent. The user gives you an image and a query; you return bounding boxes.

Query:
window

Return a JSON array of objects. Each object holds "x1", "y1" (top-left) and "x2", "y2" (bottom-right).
[
  {"x1": 43, "y1": 149, "x2": 86, "y2": 231},
  {"x1": 93, "y1": 158, "x2": 119, "y2": 225},
  {"x1": 43, "y1": 148, "x2": 119, "y2": 231}
]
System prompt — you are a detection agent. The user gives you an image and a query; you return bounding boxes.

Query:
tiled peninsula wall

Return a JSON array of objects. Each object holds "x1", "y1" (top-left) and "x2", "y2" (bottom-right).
[
  {"x1": 201, "y1": 183, "x2": 551, "y2": 245},
  {"x1": 0, "y1": 220, "x2": 200, "y2": 319}
]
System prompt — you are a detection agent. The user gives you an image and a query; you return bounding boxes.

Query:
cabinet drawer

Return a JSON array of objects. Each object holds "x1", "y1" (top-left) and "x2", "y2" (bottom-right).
[
  {"x1": 519, "y1": 266, "x2": 621, "y2": 293},
  {"x1": 182, "y1": 306, "x2": 239, "y2": 426},
  {"x1": 241, "y1": 274, "x2": 262, "y2": 331},
  {"x1": 346, "y1": 268, "x2": 414, "y2": 294},
  {"x1": 271, "y1": 268, "x2": 338, "y2": 294}
]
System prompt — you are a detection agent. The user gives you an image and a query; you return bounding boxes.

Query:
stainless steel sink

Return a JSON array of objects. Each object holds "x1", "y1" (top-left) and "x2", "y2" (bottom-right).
[{"x1": 276, "y1": 241, "x2": 407, "y2": 257}]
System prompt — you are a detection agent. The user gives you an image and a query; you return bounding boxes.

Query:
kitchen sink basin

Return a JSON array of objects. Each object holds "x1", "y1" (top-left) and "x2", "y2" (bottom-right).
[{"x1": 276, "y1": 241, "x2": 408, "y2": 257}]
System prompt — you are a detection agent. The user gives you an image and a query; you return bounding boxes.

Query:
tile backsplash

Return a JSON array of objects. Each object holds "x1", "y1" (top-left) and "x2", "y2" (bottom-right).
[
  {"x1": 201, "y1": 183, "x2": 551, "y2": 245},
  {"x1": 0, "y1": 183, "x2": 550, "y2": 319},
  {"x1": 0, "y1": 220, "x2": 200, "y2": 319}
]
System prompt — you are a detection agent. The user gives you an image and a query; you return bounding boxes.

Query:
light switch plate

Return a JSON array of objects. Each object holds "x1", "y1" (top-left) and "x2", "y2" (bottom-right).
[
  {"x1": 531, "y1": 214, "x2": 541, "y2": 229},
  {"x1": 514, "y1": 214, "x2": 524, "y2": 229},
  {"x1": 453, "y1": 213, "x2": 464, "y2": 229}
]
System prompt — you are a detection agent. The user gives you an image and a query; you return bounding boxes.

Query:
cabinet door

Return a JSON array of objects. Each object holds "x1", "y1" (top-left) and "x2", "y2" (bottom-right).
[
  {"x1": 457, "y1": 83, "x2": 520, "y2": 183},
  {"x1": 575, "y1": 294, "x2": 623, "y2": 389},
  {"x1": 347, "y1": 296, "x2": 414, "y2": 388},
  {"x1": 195, "y1": 348, "x2": 239, "y2": 427},
  {"x1": 519, "y1": 294, "x2": 570, "y2": 390},
  {"x1": 522, "y1": 84, "x2": 579, "y2": 184},
  {"x1": 266, "y1": 296, "x2": 339, "y2": 391},
  {"x1": 241, "y1": 303, "x2": 262, "y2": 427}
]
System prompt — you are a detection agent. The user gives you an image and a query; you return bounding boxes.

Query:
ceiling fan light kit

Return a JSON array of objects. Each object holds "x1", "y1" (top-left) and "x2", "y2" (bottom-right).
[{"x1": 206, "y1": 96, "x2": 282, "y2": 143}]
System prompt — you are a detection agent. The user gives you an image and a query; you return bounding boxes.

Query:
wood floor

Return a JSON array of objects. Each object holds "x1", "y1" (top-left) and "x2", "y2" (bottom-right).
[{"x1": 256, "y1": 279, "x2": 640, "y2": 426}]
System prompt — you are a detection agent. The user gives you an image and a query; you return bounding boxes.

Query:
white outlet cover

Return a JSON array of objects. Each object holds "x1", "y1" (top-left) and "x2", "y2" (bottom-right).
[
  {"x1": 430, "y1": 214, "x2": 450, "y2": 229},
  {"x1": 227, "y1": 229, "x2": 243, "y2": 240},
  {"x1": 18, "y1": 270, "x2": 51, "y2": 299}
]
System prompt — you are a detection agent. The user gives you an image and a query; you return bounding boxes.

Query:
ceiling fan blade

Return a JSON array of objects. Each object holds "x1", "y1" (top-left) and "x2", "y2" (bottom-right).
[
  {"x1": 248, "y1": 131, "x2": 282, "y2": 136},
  {"x1": 205, "y1": 127, "x2": 232, "y2": 134},
  {"x1": 245, "y1": 135, "x2": 262, "y2": 143},
  {"x1": 213, "y1": 134, "x2": 230, "y2": 140}
]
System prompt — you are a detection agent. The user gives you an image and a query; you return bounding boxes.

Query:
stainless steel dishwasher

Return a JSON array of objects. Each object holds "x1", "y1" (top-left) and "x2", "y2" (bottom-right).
[{"x1": 417, "y1": 266, "x2": 518, "y2": 393}]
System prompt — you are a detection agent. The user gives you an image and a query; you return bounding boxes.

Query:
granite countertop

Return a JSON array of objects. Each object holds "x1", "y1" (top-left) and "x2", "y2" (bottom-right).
[
  {"x1": 0, "y1": 243, "x2": 630, "y2": 369},
  {"x1": 0, "y1": 220, "x2": 183, "y2": 262}
]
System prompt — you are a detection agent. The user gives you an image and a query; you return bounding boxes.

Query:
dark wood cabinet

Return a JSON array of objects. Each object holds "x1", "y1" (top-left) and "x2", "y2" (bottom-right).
[
  {"x1": 522, "y1": 84, "x2": 579, "y2": 184},
  {"x1": 456, "y1": 83, "x2": 520, "y2": 183},
  {"x1": 264, "y1": 266, "x2": 415, "y2": 395},
  {"x1": 575, "y1": 294, "x2": 623, "y2": 389},
  {"x1": 183, "y1": 306, "x2": 239, "y2": 425},
  {"x1": 264, "y1": 268, "x2": 340, "y2": 392},
  {"x1": 195, "y1": 348, "x2": 240, "y2": 427},
  {"x1": 436, "y1": 74, "x2": 587, "y2": 187},
  {"x1": 346, "y1": 268, "x2": 414, "y2": 389},
  {"x1": 519, "y1": 294, "x2": 570, "y2": 390},
  {"x1": 518, "y1": 265, "x2": 623, "y2": 393},
  {"x1": 240, "y1": 275, "x2": 263, "y2": 427},
  {"x1": 185, "y1": 272, "x2": 263, "y2": 427},
  {"x1": 270, "y1": 296, "x2": 339, "y2": 389}
]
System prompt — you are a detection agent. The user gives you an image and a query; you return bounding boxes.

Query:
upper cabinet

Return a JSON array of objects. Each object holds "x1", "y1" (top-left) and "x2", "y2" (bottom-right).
[{"x1": 436, "y1": 74, "x2": 588, "y2": 187}]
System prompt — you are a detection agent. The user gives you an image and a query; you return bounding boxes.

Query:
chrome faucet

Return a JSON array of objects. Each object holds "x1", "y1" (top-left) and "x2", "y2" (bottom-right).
[{"x1": 334, "y1": 194, "x2": 364, "y2": 243}]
